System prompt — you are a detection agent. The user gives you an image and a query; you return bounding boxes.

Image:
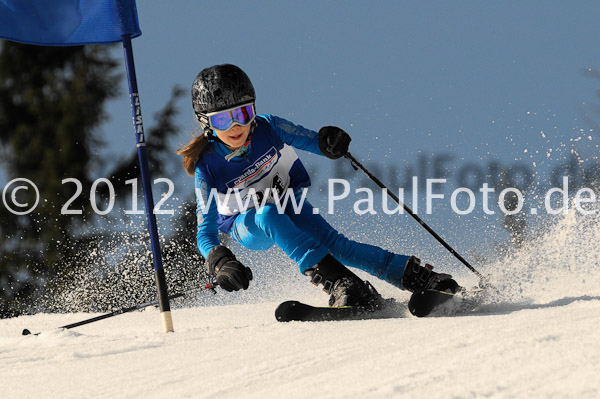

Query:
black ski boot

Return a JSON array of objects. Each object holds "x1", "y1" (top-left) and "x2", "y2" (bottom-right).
[
  {"x1": 401, "y1": 256, "x2": 460, "y2": 294},
  {"x1": 305, "y1": 254, "x2": 383, "y2": 308}
]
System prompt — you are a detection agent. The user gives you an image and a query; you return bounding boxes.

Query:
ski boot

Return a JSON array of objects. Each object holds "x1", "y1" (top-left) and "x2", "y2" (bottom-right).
[
  {"x1": 305, "y1": 254, "x2": 383, "y2": 308},
  {"x1": 401, "y1": 256, "x2": 460, "y2": 294}
]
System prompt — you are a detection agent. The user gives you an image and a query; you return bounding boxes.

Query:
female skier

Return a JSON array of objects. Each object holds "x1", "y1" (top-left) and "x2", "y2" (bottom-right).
[{"x1": 177, "y1": 64, "x2": 458, "y2": 307}]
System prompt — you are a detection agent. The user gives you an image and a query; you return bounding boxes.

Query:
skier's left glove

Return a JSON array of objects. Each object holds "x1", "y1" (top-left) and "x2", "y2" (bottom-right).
[
  {"x1": 206, "y1": 245, "x2": 253, "y2": 292},
  {"x1": 318, "y1": 126, "x2": 351, "y2": 159}
]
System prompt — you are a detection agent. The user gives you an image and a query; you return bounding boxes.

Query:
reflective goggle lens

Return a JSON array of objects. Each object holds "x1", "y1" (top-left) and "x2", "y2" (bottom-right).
[{"x1": 209, "y1": 104, "x2": 255, "y2": 131}]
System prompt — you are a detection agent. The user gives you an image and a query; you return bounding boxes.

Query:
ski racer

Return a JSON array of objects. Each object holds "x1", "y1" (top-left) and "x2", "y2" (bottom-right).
[{"x1": 177, "y1": 64, "x2": 459, "y2": 308}]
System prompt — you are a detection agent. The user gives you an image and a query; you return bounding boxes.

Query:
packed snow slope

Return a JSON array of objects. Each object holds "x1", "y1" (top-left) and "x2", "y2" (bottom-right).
[{"x1": 2, "y1": 210, "x2": 600, "y2": 399}]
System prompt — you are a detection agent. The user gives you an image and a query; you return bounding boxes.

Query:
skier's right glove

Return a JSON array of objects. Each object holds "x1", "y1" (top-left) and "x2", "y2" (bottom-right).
[{"x1": 206, "y1": 245, "x2": 253, "y2": 292}]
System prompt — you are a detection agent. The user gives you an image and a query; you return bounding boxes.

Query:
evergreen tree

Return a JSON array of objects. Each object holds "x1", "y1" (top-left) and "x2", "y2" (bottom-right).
[
  {"x1": 0, "y1": 41, "x2": 194, "y2": 317},
  {"x1": 0, "y1": 41, "x2": 121, "y2": 315}
]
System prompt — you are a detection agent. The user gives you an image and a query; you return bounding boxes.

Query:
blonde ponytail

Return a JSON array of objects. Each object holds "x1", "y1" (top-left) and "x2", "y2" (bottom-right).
[{"x1": 176, "y1": 132, "x2": 210, "y2": 176}]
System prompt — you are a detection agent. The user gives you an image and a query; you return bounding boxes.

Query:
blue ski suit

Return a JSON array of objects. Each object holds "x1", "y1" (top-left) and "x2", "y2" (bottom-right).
[{"x1": 194, "y1": 114, "x2": 409, "y2": 286}]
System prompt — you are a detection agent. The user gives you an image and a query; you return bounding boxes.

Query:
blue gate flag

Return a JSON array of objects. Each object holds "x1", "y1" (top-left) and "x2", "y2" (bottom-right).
[{"x1": 0, "y1": 0, "x2": 141, "y2": 46}]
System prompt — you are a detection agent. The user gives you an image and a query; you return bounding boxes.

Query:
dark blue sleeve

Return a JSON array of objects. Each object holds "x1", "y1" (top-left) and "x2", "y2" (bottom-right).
[
  {"x1": 195, "y1": 167, "x2": 220, "y2": 258},
  {"x1": 261, "y1": 114, "x2": 322, "y2": 156}
]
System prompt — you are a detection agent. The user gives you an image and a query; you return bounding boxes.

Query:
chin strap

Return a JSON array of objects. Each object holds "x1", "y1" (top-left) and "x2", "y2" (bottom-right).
[
  {"x1": 199, "y1": 113, "x2": 258, "y2": 158},
  {"x1": 203, "y1": 128, "x2": 221, "y2": 143},
  {"x1": 222, "y1": 119, "x2": 257, "y2": 162},
  {"x1": 224, "y1": 141, "x2": 250, "y2": 161},
  {"x1": 201, "y1": 119, "x2": 257, "y2": 162}
]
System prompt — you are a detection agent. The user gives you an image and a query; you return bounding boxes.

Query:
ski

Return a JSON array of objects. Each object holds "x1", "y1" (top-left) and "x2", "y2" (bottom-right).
[
  {"x1": 276, "y1": 288, "x2": 485, "y2": 322},
  {"x1": 275, "y1": 299, "x2": 400, "y2": 322}
]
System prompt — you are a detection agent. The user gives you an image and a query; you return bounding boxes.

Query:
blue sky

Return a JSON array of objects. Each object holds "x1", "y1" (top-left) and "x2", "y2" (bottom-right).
[
  {"x1": 4, "y1": 1, "x2": 600, "y2": 267},
  {"x1": 103, "y1": 1, "x2": 599, "y2": 177},
  {"x1": 99, "y1": 2, "x2": 599, "y2": 245}
]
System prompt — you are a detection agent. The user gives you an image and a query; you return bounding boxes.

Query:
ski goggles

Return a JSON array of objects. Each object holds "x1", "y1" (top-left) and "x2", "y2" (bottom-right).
[{"x1": 205, "y1": 103, "x2": 256, "y2": 131}]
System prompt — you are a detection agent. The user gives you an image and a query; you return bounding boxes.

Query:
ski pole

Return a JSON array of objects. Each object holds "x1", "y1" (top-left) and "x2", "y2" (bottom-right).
[
  {"x1": 344, "y1": 152, "x2": 486, "y2": 281},
  {"x1": 21, "y1": 282, "x2": 219, "y2": 336}
]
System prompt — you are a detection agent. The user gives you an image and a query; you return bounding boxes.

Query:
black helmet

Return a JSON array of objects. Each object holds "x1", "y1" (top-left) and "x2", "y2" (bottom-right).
[{"x1": 191, "y1": 64, "x2": 256, "y2": 122}]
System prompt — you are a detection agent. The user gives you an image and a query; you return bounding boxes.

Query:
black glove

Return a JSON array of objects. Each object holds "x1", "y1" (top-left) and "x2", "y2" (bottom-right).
[
  {"x1": 318, "y1": 126, "x2": 351, "y2": 159},
  {"x1": 206, "y1": 245, "x2": 253, "y2": 292}
]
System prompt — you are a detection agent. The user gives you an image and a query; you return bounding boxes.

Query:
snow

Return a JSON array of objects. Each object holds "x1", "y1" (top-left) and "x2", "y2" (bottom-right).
[
  {"x1": 2, "y1": 210, "x2": 600, "y2": 398},
  {"x1": 2, "y1": 299, "x2": 599, "y2": 398}
]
